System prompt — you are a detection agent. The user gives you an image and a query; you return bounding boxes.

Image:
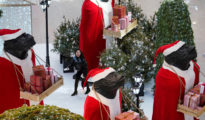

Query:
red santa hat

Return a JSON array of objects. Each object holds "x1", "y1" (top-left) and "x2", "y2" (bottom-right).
[
  {"x1": 153, "y1": 40, "x2": 185, "y2": 66},
  {"x1": 0, "y1": 29, "x2": 24, "y2": 41},
  {"x1": 83, "y1": 67, "x2": 115, "y2": 89}
]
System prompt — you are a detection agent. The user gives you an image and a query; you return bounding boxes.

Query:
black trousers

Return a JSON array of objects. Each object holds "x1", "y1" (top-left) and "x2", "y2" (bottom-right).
[{"x1": 73, "y1": 68, "x2": 89, "y2": 92}]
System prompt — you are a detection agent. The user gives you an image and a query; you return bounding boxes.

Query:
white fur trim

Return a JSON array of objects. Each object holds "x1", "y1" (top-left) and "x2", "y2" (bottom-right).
[
  {"x1": 90, "y1": 0, "x2": 113, "y2": 28},
  {"x1": 91, "y1": 67, "x2": 115, "y2": 82},
  {"x1": 88, "y1": 89, "x2": 121, "y2": 120},
  {"x1": 0, "y1": 29, "x2": 24, "y2": 41},
  {"x1": 163, "y1": 41, "x2": 185, "y2": 56}
]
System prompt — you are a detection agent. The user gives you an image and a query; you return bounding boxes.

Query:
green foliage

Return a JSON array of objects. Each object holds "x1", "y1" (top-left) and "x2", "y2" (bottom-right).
[
  {"x1": 154, "y1": 0, "x2": 195, "y2": 73},
  {"x1": 100, "y1": 0, "x2": 156, "y2": 83},
  {"x1": 52, "y1": 17, "x2": 80, "y2": 57},
  {"x1": 0, "y1": 105, "x2": 84, "y2": 120},
  {"x1": 100, "y1": 44, "x2": 129, "y2": 74},
  {"x1": 0, "y1": 10, "x2": 2, "y2": 18},
  {"x1": 121, "y1": 88, "x2": 138, "y2": 112}
]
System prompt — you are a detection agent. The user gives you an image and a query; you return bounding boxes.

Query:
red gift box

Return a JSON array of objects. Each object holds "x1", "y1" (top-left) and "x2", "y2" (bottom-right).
[
  {"x1": 43, "y1": 75, "x2": 52, "y2": 90},
  {"x1": 112, "y1": 16, "x2": 119, "y2": 25},
  {"x1": 24, "y1": 82, "x2": 31, "y2": 92},
  {"x1": 115, "y1": 110, "x2": 140, "y2": 120},
  {"x1": 33, "y1": 65, "x2": 46, "y2": 79},
  {"x1": 183, "y1": 92, "x2": 200, "y2": 109},
  {"x1": 200, "y1": 94, "x2": 205, "y2": 106},
  {"x1": 30, "y1": 75, "x2": 44, "y2": 94},
  {"x1": 113, "y1": 5, "x2": 126, "y2": 19}
]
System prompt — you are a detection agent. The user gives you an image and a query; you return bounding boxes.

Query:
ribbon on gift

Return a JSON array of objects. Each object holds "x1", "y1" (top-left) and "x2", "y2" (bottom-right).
[{"x1": 188, "y1": 94, "x2": 195, "y2": 107}]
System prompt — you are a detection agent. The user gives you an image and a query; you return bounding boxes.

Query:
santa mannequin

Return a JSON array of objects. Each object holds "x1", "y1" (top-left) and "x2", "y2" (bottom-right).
[
  {"x1": 79, "y1": 0, "x2": 115, "y2": 71},
  {"x1": 83, "y1": 67, "x2": 124, "y2": 120},
  {"x1": 152, "y1": 41, "x2": 201, "y2": 120},
  {"x1": 0, "y1": 29, "x2": 43, "y2": 114}
]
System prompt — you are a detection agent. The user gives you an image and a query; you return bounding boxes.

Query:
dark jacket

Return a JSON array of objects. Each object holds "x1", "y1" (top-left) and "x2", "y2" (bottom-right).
[{"x1": 71, "y1": 56, "x2": 88, "y2": 80}]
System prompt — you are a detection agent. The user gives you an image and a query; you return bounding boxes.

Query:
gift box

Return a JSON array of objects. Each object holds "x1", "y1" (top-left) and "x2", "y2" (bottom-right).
[
  {"x1": 113, "y1": 5, "x2": 126, "y2": 19},
  {"x1": 125, "y1": 16, "x2": 129, "y2": 27},
  {"x1": 119, "y1": 18, "x2": 126, "y2": 30},
  {"x1": 30, "y1": 75, "x2": 44, "y2": 94},
  {"x1": 112, "y1": 16, "x2": 119, "y2": 25},
  {"x1": 115, "y1": 110, "x2": 140, "y2": 120},
  {"x1": 51, "y1": 75, "x2": 59, "y2": 84},
  {"x1": 200, "y1": 94, "x2": 205, "y2": 106},
  {"x1": 111, "y1": 23, "x2": 120, "y2": 31},
  {"x1": 190, "y1": 85, "x2": 205, "y2": 106},
  {"x1": 184, "y1": 92, "x2": 200, "y2": 109},
  {"x1": 190, "y1": 85, "x2": 200, "y2": 94},
  {"x1": 24, "y1": 82, "x2": 31, "y2": 92},
  {"x1": 33, "y1": 65, "x2": 46, "y2": 79},
  {"x1": 128, "y1": 12, "x2": 132, "y2": 22},
  {"x1": 46, "y1": 67, "x2": 53, "y2": 76},
  {"x1": 43, "y1": 75, "x2": 52, "y2": 90}
]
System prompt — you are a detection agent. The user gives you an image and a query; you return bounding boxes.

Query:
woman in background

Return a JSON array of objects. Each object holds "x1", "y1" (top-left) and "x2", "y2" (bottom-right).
[{"x1": 70, "y1": 49, "x2": 90, "y2": 96}]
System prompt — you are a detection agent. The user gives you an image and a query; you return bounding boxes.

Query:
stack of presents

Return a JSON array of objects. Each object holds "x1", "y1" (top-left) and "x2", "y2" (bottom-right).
[
  {"x1": 115, "y1": 110, "x2": 142, "y2": 120},
  {"x1": 183, "y1": 83, "x2": 205, "y2": 110},
  {"x1": 24, "y1": 65, "x2": 59, "y2": 94},
  {"x1": 110, "y1": 5, "x2": 132, "y2": 31}
]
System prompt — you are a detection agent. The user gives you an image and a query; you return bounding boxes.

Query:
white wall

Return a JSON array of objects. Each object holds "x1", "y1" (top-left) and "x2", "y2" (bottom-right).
[{"x1": 31, "y1": 0, "x2": 83, "y2": 43}]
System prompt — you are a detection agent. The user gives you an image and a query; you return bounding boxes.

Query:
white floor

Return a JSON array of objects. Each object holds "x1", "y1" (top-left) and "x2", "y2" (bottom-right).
[{"x1": 33, "y1": 44, "x2": 154, "y2": 120}]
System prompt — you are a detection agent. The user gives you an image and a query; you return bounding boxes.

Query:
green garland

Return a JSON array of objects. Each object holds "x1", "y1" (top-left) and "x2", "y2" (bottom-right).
[{"x1": 0, "y1": 105, "x2": 84, "y2": 120}]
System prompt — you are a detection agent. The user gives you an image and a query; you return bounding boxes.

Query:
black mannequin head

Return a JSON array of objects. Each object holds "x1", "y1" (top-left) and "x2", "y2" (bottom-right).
[
  {"x1": 4, "y1": 33, "x2": 36, "y2": 60},
  {"x1": 100, "y1": 0, "x2": 109, "y2": 2},
  {"x1": 165, "y1": 44, "x2": 197, "y2": 70},
  {"x1": 94, "y1": 72, "x2": 125, "y2": 99}
]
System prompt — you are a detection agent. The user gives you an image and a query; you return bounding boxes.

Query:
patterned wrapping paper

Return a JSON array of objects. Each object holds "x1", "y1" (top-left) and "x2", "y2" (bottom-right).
[
  {"x1": 183, "y1": 92, "x2": 200, "y2": 109},
  {"x1": 43, "y1": 75, "x2": 52, "y2": 90},
  {"x1": 33, "y1": 65, "x2": 46, "y2": 79},
  {"x1": 112, "y1": 16, "x2": 119, "y2": 25},
  {"x1": 30, "y1": 75, "x2": 44, "y2": 94},
  {"x1": 190, "y1": 85, "x2": 205, "y2": 106},
  {"x1": 24, "y1": 82, "x2": 31, "y2": 92},
  {"x1": 119, "y1": 18, "x2": 126, "y2": 30},
  {"x1": 113, "y1": 5, "x2": 126, "y2": 19},
  {"x1": 115, "y1": 110, "x2": 140, "y2": 120}
]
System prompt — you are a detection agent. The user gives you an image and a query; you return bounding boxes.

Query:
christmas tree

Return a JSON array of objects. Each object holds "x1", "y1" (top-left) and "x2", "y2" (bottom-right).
[
  {"x1": 100, "y1": 0, "x2": 156, "y2": 83},
  {"x1": 52, "y1": 17, "x2": 80, "y2": 57},
  {"x1": 154, "y1": 0, "x2": 195, "y2": 74}
]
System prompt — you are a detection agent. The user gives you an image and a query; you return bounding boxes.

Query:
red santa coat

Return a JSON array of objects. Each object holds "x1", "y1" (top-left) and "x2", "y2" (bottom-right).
[
  {"x1": 152, "y1": 61, "x2": 200, "y2": 120},
  {"x1": 84, "y1": 88, "x2": 122, "y2": 120},
  {"x1": 0, "y1": 49, "x2": 43, "y2": 114},
  {"x1": 79, "y1": 0, "x2": 114, "y2": 71}
]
